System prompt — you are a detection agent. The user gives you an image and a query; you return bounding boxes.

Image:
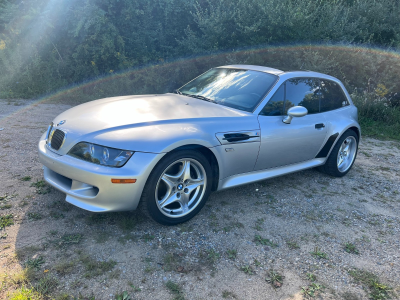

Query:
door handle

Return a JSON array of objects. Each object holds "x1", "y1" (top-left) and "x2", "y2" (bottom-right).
[{"x1": 315, "y1": 123, "x2": 325, "y2": 129}]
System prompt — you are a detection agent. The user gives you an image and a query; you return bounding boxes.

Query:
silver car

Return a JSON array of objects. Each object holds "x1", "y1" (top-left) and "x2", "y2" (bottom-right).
[{"x1": 38, "y1": 65, "x2": 360, "y2": 225}]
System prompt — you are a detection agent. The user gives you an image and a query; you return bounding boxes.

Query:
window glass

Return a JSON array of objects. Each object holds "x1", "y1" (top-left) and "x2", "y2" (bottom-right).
[
  {"x1": 260, "y1": 84, "x2": 285, "y2": 116},
  {"x1": 179, "y1": 68, "x2": 278, "y2": 112},
  {"x1": 320, "y1": 80, "x2": 349, "y2": 112},
  {"x1": 284, "y1": 78, "x2": 320, "y2": 114}
]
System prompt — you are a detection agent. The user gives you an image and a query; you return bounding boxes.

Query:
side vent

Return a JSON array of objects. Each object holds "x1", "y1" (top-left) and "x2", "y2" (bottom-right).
[{"x1": 216, "y1": 131, "x2": 260, "y2": 144}]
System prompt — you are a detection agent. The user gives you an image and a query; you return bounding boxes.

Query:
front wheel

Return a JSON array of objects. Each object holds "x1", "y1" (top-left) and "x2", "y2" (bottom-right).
[
  {"x1": 141, "y1": 150, "x2": 212, "y2": 225},
  {"x1": 318, "y1": 130, "x2": 359, "y2": 177}
]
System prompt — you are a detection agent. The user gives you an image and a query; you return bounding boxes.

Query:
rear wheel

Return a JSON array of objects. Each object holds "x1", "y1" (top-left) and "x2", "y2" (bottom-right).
[
  {"x1": 318, "y1": 130, "x2": 358, "y2": 177},
  {"x1": 141, "y1": 150, "x2": 212, "y2": 225}
]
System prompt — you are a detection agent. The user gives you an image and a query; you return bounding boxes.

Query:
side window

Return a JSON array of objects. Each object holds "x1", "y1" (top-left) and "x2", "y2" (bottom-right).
[
  {"x1": 285, "y1": 78, "x2": 320, "y2": 114},
  {"x1": 260, "y1": 84, "x2": 285, "y2": 116},
  {"x1": 320, "y1": 80, "x2": 349, "y2": 112}
]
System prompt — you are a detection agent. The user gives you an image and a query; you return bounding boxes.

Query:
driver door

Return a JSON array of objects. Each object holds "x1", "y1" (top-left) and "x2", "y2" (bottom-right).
[{"x1": 254, "y1": 78, "x2": 328, "y2": 171}]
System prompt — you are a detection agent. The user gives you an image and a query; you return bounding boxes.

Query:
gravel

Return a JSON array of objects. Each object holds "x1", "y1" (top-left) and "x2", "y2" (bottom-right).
[{"x1": 0, "y1": 98, "x2": 399, "y2": 300}]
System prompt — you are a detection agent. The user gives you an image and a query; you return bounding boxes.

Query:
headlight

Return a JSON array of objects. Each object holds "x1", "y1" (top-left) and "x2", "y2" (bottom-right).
[{"x1": 67, "y1": 142, "x2": 134, "y2": 167}]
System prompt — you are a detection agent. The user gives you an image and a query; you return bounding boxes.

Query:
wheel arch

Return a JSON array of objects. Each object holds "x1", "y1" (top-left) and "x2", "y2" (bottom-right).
[
  {"x1": 317, "y1": 125, "x2": 360, "y2": 161},
  {"x1": 348, "y1": 126, "x2": 360, "y2": 141},
  {"x1": 170, "y1": 144, "x2": 220, "y2": 191}
]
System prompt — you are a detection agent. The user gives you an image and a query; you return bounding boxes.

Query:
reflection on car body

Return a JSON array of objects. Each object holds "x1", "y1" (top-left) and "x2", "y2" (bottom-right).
[{"x1": 38, "y1": 65, "x2": 360, "y2": 225}]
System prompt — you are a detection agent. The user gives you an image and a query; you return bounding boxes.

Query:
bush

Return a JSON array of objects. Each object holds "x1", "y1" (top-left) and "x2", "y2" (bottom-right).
[
  {"x1": 1, "y1": 0, "x2": 399, "y2": 140},
  {"x1": 1, "y1": 0, "x2": 400, "y2": 98},
  {"x1": 352, "y1": 92, "x2": 400, "y2": 140}
]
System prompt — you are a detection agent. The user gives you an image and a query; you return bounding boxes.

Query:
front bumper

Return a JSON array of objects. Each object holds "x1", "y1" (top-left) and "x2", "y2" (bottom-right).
[{"x1": 38, "y1": 137, "x2": 165, "y2": 212}]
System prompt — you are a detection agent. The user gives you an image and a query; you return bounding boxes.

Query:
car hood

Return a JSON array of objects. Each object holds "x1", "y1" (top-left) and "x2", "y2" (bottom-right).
[
  {"x1": 51, "y1": 93, "x2": 258, "y2": 154},
  {"x1": 53, "y1": 93, "x2": 249, "y2": 133}
]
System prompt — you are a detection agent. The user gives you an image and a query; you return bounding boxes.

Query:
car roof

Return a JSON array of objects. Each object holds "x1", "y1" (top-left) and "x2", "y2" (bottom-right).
[
  {"x1": 219, "y1": 65, "x2": 284, "y2": 75},
  {"x1": 218, "y1": 65, "x2": 338, "y2": 81}
]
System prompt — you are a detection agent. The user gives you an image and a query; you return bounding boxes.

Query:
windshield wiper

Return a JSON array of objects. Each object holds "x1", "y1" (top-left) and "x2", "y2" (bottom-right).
[
  {"x1": 185, "y1": 94, "x2": 215, "y2": 103},
  {"x1": 174, "y1": 89, "x2": 182, "y2": 95}
]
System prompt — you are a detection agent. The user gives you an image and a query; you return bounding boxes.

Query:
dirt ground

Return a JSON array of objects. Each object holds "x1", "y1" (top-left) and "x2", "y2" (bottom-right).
[{"x1": 0, "y1": 98, "x2": 399, "y2": 300}]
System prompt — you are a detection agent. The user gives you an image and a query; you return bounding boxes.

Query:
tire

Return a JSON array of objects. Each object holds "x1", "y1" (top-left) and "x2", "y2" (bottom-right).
[
  {"x1": 140, "y1": 150, "x2": 212, "y2": 225},
  {"x1": 318, "y1": 129, "x2": 358, "y2": 177}
]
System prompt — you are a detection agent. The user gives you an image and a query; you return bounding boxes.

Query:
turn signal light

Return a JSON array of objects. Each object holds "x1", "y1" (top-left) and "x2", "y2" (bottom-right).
[{"x1": 111, "y1": 179, "x2": 136, "y2": 184}]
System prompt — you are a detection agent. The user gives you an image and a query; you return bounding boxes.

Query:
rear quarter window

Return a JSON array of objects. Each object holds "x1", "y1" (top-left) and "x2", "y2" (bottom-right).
[{"x1": 320, "y1": 80, "x2": 349, "y2": 112}]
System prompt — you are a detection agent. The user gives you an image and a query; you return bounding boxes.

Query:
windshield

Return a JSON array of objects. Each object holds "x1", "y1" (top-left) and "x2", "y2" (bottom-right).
[{"x1": 178, "y1": 68, "x2": 278, "y2": 112}]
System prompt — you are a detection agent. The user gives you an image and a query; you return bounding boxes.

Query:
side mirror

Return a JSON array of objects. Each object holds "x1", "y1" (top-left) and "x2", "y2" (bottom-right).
[{"x1": 282, "y1": 106, "x2": 308, "y2": 124}]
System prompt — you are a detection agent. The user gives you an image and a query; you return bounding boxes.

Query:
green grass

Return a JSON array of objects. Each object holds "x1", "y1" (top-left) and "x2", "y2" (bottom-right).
[
  {"x1": 344, "y1": 243, "x2": 360, "y2": 254},
  {"x1": 0, "y1": 214, "x2": 13, "y2": 229},
  {"x1": 310, "y1": 247, "x2": 328, "y2": 259},
  {"x1": 54, "y1": 260, "x2": 75, "y2": 276},
  {"x1": 226, "y1": 249, "x2": 237, "y2": 260},
  {"x1": 265, "y1": 269, "x2": 285, "y2": 288},
  {"x1": 30, "y1": 180, "x2": 51, "y2": 194},
  {"x1": 25, "y1": 256, "x2": 45, "y2": 270},
  {"x1": 116, "y1": 212, "x2": 141, "y2": 231},
  {"x1": 34, "y1": 276, "x2": 58, "y2": 296},
  {"x1": 0, "y1": 193, "x2": 17, "y2": 201},
  {"x1": 28, "y1": 212, "x2": 43, "y2": 220},
  {"x1": 49, "y1": 211, "x2": 65, "y2": 219},
  {"x1": 128, "y1": 283, "x2": 141, "y2": 292},
  {"x1": 353, "y1": 94, "x2": 400, "y2": 141},
  {"x1": 222, "y1": 290, "x2": 237, "y2": 299},
  {"x1": 307, "y1": 273, "x2": 317, "y2": 282},
  {"x1": 0, "y1": 204, "x2": 12, "y2": 210},
  {"x1": 80, "y1": 254, "x2": 117, "y2": 278},
  {"x1": 165, "y1": 281, "x2": 185, "y2": 300},
  {"x1": 115, "y1": 291, "x2": 131, "y2": 300},
  {"x1": 302, "y1": 283, "x2": 324, "y2": 298},
  {"x1": 9, "y1": 286, "x2": 43, "y2": 300},
  {"x1": 21, "y1": 176, "x2": 31, "y2": 181},
  {"x1": 141, "y1": 234, "x2": 155, "y2": 242},
  {"x1": 349, "y1": 269, "x2": 392, "y2": 300},
  {"x1": 61, "y1": 233, "x2": 82, "y2": 244},
  {"x1": 358, "y1": 118, "x2": 400, "y2": 141},
  {"x1": 286, "y1": 240, "x2": 300, "y2": 250},
  {"x1": 254, "y1": 235, "x2": 278, "y2": 248},
  {"x1": 48, "y1": 200, "x2": 72, "y2": 212},
  {"x1": 48, "y1": 233, "x2": 83, "y2": 248},
  {"x1": 254, "y1": 218, "x2": 264, "y2": 231},
  {"x1": 19, "y1": 200, "x2": 29, "y2": 207},
  {"x1": 206, "y1": 249, "x2": 220, "y2": 264},
  {"x1": 240, "y1": 265, "x2": 254, "y2": 275},
  {"x1": 163, "y1": 253, "x2": 181, "y2": 272}
]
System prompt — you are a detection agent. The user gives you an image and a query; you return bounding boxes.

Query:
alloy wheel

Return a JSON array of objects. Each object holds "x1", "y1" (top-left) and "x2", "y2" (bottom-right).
[
  {"x1": 337, "y1": 136, "x2": 357, "y2": 173},
  {"x1": 155, "y1": 158, "x2": 206, "y2": 218}
]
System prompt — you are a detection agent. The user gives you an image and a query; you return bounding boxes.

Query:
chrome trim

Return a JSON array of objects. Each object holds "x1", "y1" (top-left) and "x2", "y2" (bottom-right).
[{"x1": 45, "y1": 123, "x2": 53, "y2": 144}]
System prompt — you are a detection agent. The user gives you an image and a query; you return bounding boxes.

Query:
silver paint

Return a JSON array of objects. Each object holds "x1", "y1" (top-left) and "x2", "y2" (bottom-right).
[
  {"x1": 282, "y1": 106, "x2": 308, "y2": 124},
  {"x1": 38, "y1": 65, "x2": 360, "y2": 213}
]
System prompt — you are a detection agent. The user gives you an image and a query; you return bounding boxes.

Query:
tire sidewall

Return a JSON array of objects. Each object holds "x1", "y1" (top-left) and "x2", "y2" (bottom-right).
[{"x1": 143, "y1": 150, "x2": 212, "y2": 225}]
